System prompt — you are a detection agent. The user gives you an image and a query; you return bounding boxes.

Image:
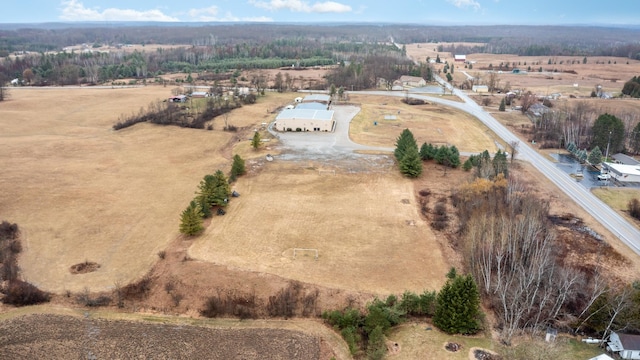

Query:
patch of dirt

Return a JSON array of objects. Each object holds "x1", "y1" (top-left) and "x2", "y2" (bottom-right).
[
  {"x1": 445, "y1": 342, "x2": 462, "y2": 352},
  {"x1": 0, "y1": 313, "x2": 321, "y2": 360},
  {"x1": 471, "y1": 347, "x2": 502, "y2": 360},
  {"x1": 69, "y1": 261, "x2": 100, "y2": 274}
]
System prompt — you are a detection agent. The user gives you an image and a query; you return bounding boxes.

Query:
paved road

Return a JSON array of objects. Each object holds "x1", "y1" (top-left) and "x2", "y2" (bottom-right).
[{"x1": 357, "y1": 85, "x2": 640, "y2": 255}]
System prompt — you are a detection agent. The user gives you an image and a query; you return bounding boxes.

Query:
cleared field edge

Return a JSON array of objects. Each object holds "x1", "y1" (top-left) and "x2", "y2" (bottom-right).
[
  {"x1": 0, "y1": 305, "x2": 352, "y2": 360},
  {"x1": 591, "y1": 187, "x2": 640, "y2": 228}
]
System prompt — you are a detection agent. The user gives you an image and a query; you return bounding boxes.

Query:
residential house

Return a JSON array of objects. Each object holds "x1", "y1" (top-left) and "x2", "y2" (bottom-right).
[{"x1": 398, "y1": 76, "x2": 426, "y2": 87}]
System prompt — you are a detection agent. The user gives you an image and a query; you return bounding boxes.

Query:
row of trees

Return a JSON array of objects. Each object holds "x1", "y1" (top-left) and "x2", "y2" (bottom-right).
[
  {"x1": 524, "y1": 97, "x2": 640, "y2": 154},
  {"x1": 323, "y1": 270, "x2": 481, "y2": 359},
  {"x1": 179, "y1": 156, "x2": 246, "y2": 236},
  {"x1": 394, "y1": 129, "x2": 465, "y2": 178}
]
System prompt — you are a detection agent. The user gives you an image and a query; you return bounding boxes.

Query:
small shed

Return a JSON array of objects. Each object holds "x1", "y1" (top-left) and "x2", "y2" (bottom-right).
[
  {"x1": 472, "y1": 85, "x2": 489, "y2": 93},
  {"x1": 454, "y1": 54, "x2": 466, "y2": 62}
]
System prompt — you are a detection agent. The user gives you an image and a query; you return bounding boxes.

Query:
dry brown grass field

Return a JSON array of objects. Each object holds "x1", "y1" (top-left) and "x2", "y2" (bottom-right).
[
  {"x1": 0, "y1": 86, "x2": 283, "y2": 293},
  {"x1": 189, "y1": 160, "x2": 450, "y2": 295},
  {"x1": 406, "y1": 42, "x2": 640, "y2": 97},
  {"x1": 348, "y1": 94, "x2": 500, "y2": 152}
]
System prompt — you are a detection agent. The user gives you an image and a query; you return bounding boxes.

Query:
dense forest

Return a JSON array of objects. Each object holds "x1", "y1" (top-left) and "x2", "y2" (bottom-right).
[{"x1": 2, "y1": 23, "x2": 640, "y2": 57}]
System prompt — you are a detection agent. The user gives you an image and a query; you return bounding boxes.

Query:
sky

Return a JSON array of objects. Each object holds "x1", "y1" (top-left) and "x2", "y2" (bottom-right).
[{"x1": 0, "y1": 0, "x2": 638, "y2": 26}]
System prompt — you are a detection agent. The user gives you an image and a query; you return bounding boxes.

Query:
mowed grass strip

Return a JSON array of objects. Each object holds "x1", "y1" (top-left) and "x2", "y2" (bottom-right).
[{"x1": 348, "y1": 94, "x2": 499, "y2": 153}]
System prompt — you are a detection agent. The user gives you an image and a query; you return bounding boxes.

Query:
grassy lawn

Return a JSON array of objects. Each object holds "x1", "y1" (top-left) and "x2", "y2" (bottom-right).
[
  {"x1": 592, "y1": 187, "x2": 640, "y2": 227},
  {"x1": 387, "y1": 322, "x2": 604, "y2": 360}
]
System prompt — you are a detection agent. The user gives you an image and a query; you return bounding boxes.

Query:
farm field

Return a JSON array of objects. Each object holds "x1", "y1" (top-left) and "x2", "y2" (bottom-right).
[
  {"x1": 0, "y1": 86, "x2": 282, "y2": 293},
  {"x1": 406, "y1": 42, "x2": 640, "y2": 97}
]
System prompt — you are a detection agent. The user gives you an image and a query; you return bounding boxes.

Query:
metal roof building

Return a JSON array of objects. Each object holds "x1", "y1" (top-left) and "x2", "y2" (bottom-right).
[{"x1": 274, "y1": 108, "x2": 335, "y2": 132}]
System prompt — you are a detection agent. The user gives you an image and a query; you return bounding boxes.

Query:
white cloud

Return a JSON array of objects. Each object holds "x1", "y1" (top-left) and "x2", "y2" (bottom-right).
[
  {"x1": 186, "y1": 6, "x2": 273, "y2": 22},
  {"x1": 249, "y1": 0, "x2": 352, "y2": 13},
  {"x1": 59, "y1": 0, "x2": 179, "y2": 22},
  {"x1": 447, "y1": 0, "x2": 481, "y2": 11}
]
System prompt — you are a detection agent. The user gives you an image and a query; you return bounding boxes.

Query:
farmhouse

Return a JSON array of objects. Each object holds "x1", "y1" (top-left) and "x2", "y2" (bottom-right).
[
  {"x1": 454, "y1": 54, "x2": 466, "y2": 62},
  {"x1": 607, "y1": 332, "x2": 640, "y2": 359},
  {"x1": 398, "y1": 75, "x2": 427, "y2": 87},
  {"x1": 274, "y1": 108, "x2": 335, "y2": 132},
  {"x1": 601, "y1": 162, "x2": 640, "y2": 183}
]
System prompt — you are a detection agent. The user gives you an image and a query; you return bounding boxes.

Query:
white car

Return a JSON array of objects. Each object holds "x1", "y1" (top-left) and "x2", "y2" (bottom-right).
[{"x1": 597, "y1": 173, "x2": 611, "y2": 181}]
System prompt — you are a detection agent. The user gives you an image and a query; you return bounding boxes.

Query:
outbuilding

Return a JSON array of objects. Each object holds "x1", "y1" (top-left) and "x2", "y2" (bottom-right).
[
  {"x1": 454, "y1": 54, "x2": 466, "y2": 62},
  {"x1": 472, "y1": 85, "x2": 489, "y2": 93},
  {"x1": 274, "y1": 108, "x2": 335, "y2": 132},
  {"x1": 607, "y1": 332, "x2": 640, "y2": 359}
]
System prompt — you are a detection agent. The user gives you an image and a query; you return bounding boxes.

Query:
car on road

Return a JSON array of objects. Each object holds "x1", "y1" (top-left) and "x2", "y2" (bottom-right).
[{"x1": 597, "y1": 173, "x2": 611, "y2": 180}]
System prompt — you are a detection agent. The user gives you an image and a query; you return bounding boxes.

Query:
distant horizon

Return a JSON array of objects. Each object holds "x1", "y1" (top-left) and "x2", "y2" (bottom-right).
[{"x1": 1, "y1": 1, "x2": 639, "y2": 27}]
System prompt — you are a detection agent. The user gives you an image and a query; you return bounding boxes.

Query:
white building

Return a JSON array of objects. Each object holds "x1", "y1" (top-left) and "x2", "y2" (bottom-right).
[
  {"x1": 607, "y1": 332, "x2": 640, "y2": 359},
  {"x1": 472, "y1": 85, "x2": 489, "y2": 93},
  {"x1": 601, "y1": 162, "x2": 640, "y2": 183},
  {"x1": 303, "y1": 94, "x2": 331, "y2": 104},
  {"x1": 274, "y1": 108, "x2": 335, "y2": 132}
]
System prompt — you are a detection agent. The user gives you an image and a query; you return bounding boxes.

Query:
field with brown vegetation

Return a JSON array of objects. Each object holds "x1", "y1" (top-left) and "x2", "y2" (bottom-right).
[
  {"x1": 406, "y1": 42, "x2": 640, "y2": 97},
  {"x1": 2, "y1": 76, "x2": 640, "y2": 358}
]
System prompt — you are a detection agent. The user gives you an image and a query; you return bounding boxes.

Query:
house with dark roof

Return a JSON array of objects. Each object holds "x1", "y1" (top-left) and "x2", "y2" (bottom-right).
[{"x1": 607, "y1": 332, "x2": 640, "y2": 359}]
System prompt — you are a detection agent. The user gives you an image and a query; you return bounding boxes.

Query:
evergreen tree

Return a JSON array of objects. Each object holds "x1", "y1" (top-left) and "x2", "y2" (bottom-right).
[
  {"x1": 499, "y1": 98, "x2": 506, "y2": 111},
  {"x1": 476, "y1": 150, "x2": 494, "y2": 179},
  {"x1": 591, "y1": 113, "x2": 625, "y2": 154},
  {"x1": 179, "y1": 202, "x2": 204, "y2": 236},
  {"x1": 588, "y1": 146, "x2": 603, "y2": 165},
  {"x1": 433, "y1": 274, "x2": 482, "y2": 335},
  {"x1": 631, "y1": 122, "x2": 640, "y2": 154},
  {"x1": 197, "y1": 174, "x2": 217, "y2": 207},
  {"x1": 251, "y1": 131, "x2": 261, "y2": 150},
  {"x1": 230, "y1": 154, "x2": 246, "y2": 180},
  {"x1": 434, "y1": 145, "x2": 452, "y2": 166},
  {"x1": 462, "y1": 158, "x2": 473, "y2": 171},
  {"x1": 419, "y1": 142, "x2": 431, "y2": 161},
  {"x1": 366, "y1": 326, "x2": 387, "y2": 360},
  {"x1": 196, "y1": 195, "x2": 212, "y2": 218},
  {"x1": 399, "y1": 145, "x2": 423, "y2": 178},
  {"x1": 449, "y1": 145, "x2": 461, "y2": 168},
  {"x1": 492, "y1": 150, "x2": 509, "y2": 178},
  {"x1": 212, "y1": 170, "x2": 231, "y2": 206},
  {"x1": 394, "y1": 129, "x2": 417, "y2": 161}
]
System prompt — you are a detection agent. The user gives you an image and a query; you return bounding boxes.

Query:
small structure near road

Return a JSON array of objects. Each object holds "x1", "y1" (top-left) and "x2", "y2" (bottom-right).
[{"x1": 472, "y1": 85, "x2": 489, "y2": 93}]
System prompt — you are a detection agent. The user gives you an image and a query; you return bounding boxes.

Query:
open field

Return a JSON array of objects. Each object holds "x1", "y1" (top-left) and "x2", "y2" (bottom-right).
[
  {"x1": 0, "y1": 86, "x2": 283, "y2": 293},
  {"x1": 592, "y1": 187, "x2": 640, "y2": 227},
  {"x1": 348, "y1": 94, "x2": 500, "y2": 152},
  {"x1": 406, "y1": 43, "x2": 640, "y2": 97},
  {"x1": 189, "y1": 160, "x2": 450, "y2": 295},
  {"x1": 0, "y1": 308, "x2": 348, "y2": 360}
]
